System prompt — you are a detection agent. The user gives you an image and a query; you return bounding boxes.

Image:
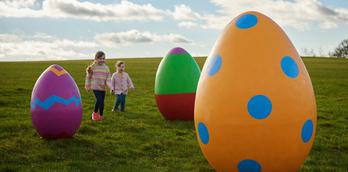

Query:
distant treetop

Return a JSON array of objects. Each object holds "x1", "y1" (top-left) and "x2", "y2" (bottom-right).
[{"x1": 333, "y1": 39, "x2": 348, "y2": 58}]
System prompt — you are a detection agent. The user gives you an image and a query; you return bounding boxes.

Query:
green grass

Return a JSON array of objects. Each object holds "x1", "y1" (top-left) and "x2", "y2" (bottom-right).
[{"x1": 0, "y1": 57, "x2": 347, "y2": 171}]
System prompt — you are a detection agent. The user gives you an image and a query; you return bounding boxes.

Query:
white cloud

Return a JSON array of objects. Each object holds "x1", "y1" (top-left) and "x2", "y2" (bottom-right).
[
  {"x1": 0, "y1": 33, "x2": 98, "y2": 61},
  {"x1": 0, "y1": 34, "x2": 22, "y2": 42},
  {"x1": 208, "y1": 0, "x2": 348, "y2": 30},
  {"x1": 0, "y1": 30, "x2": 192, "y2": 61},
  {"x1": 0, "y1": 0, "x2": 43, "y2": 18},
  {"x1": 95, "y1": 30, "x2": 192, "y2": 46},
  {"x1": 0, "y1": 0, "x2": 347, "y2": 31},
  {"x1": 172, "y1": 4, "x2": 201, "y2": 21},
  {"x1": 169, "y1": 1, "x2": 348, "y2": 31},
  {"x1": 1, "y1": 0, "x2": 37, "y2": 8},
  {"x1": 178, "y1": 21, "x2": 199, "y2": 29},
  {"x1": 0, "y1": 0, "x2": 167, "y2": 21}
]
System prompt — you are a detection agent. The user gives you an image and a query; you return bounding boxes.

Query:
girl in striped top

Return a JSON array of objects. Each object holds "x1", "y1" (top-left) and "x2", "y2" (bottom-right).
[{"x1": 85, "y1": 51, "x2": 111, "y2": 121}]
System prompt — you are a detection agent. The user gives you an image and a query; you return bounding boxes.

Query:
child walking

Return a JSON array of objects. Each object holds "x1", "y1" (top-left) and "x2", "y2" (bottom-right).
[
  {"x1": 111, "y1": 61, "x2": 135, "y2": 112},
  {"x1": 85, "y1": 51, "x2": 111, "y2": 121}
]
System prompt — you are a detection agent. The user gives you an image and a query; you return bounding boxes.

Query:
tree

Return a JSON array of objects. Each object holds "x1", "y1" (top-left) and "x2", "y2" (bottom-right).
[{"x1": 333, "y1": 39, "x2": 348, "y2": 58}]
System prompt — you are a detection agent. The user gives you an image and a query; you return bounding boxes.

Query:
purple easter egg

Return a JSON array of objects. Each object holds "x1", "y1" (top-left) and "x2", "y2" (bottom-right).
[{"x1": 30, "y1": 64, "x2": 82, "y2": 139}]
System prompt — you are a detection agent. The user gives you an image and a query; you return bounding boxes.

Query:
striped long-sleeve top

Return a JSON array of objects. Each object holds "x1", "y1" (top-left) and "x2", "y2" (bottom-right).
[{"x1": 85, "y1": 64, "x2": 111, "y2": 91}]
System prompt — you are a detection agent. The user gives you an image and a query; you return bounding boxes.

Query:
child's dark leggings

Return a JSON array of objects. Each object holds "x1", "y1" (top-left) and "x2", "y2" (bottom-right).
[
  {"x1": 93, "y1": 90, "x2": 105, "y2": 116},
  {"x1": 114, "y1": 93, "x2": 126, "y2": 112}
]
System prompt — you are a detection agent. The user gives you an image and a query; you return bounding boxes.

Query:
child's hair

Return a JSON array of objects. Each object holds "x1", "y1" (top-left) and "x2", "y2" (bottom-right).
[
  {"x1": 86, "y1": 51, "x2": 105, "y2": 74},
  {"x1": 95, "y1": 51, "x2": 105, "y2": 60},
  {"x1": 116, "y1": 61, "x2": 125, "y2": 68}
]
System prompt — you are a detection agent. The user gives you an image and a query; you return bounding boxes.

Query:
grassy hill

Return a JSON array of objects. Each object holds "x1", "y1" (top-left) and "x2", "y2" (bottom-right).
[{"x1": 0, "y1": 57, "x2": 347, "y2": 171}]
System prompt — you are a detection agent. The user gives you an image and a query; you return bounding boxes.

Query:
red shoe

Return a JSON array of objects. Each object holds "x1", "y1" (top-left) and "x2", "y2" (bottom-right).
[
  {"x1": 92, "y1": 112, "x2": 100, "y2": 121},
  {"x1": 99, "y1": 115, "x2": 104, "y2": 120}
]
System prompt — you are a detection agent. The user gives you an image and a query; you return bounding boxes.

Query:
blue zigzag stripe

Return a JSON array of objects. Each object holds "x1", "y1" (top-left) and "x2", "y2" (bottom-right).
[{"x1": 31, "y1": 95, "x2": 81, "y2": 110}]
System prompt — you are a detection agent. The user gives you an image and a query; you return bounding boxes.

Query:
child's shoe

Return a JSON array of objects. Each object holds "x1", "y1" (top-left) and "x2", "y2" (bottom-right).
[
  {"x1": 92, "y1": 112, "x2": 100, "y2": 121},
  {"x1": 99, "y1": 115, "x2": 104, "y2": 120}
]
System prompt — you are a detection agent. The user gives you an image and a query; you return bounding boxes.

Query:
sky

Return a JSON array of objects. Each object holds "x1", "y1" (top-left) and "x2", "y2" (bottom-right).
[{"x1": 0, "y1": 0, "x2": 347, "y2": 61}]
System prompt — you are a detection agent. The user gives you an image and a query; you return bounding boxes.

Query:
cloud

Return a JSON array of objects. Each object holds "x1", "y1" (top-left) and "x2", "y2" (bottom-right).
[
  {"x1": 95, "y1": 30, "x2": 192, "y2": 46},
  {"x1": 1, "y1": 0, "x2": 347, "y2": 31},
  {"x1": 0, "y1": 0, "x2": 167, "y2": 21},
  {"x1": 0, "y1": 0, "x2": 43, "y2": 18},
  {"x1": 207, "y1": 0, "x2": 348, "y2": 30},
  {"x1": 170, "y1": 1, "x2": 348, "y2": 31},
  {"x1": 0, "y1": 33, "x2": 98, "y2": 61},
  {"x1": 178, "y1": 21, "x2": 199, "y2": 29},
  {"x1": 0, "y1": 0, "x2": 37, "y2": 8},
  {"x1": 0, "y1": 30, "x2": 192, "y2": 60},
  {"x1": 0, "y1": 34, "x2": 22, "y2": 42},
  {"x1": 172, "y1": 4, "x2": 201, "y2": 21}
]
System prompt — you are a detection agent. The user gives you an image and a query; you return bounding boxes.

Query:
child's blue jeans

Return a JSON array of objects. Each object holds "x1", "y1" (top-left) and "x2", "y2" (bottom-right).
[
  {"x1": 93, "y1": 90, "x2": 105, "y2": 116},
  {"x1": 114, "y1": 93, "x2": 126, "y2": 112}
]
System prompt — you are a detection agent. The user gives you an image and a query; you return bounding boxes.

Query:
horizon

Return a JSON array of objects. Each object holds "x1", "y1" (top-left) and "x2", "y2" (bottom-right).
[{"x1": 0, "y1": 55, "x2": 337, "y2": 63}]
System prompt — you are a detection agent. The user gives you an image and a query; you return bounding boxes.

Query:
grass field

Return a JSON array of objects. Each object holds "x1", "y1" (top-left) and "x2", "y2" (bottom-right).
[{"x1": 0, "y1": 57, "x2": 347, "y2": 172}]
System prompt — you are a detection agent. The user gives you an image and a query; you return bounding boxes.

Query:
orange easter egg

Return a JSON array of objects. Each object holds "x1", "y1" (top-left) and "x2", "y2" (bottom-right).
[{"x1": 194, "y1": 11, "x2": 317, "y2": 172}]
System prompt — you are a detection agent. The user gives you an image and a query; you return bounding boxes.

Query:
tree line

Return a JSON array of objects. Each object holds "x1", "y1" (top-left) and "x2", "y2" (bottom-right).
[{"x1": 332, "y1": 39, "x2": 348, "y2": 58}]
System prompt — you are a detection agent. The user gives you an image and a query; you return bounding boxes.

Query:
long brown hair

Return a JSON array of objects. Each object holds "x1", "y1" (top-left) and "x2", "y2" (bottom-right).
[{"x1": 86, "y1": 51, "x2": 105, "y2": 74}]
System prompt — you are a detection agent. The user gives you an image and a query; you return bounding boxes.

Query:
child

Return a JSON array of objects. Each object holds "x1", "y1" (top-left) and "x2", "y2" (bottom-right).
[
  {"x1": 111, "y1": 61, "x2": 135, "y2": 112},
  {"x1": 85, "y1": 51, "x2": 111, "y2": 121}
]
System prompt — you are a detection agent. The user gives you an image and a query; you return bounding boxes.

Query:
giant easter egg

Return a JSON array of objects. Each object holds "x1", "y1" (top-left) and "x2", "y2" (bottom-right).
[
  {"x1": 155, "y1": 47, "x2": 201, "y2": 120},
  {"x1": 31, "y1": 64, "x2": 82, "y2": 139},
  {"x1": 194, "y1": 11, "x2": 317, "y2": 171}
]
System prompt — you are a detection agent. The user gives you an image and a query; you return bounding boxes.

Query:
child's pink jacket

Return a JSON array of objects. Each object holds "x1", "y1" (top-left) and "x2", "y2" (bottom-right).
[{"x1": 111, "y1": 72, "x2": 134, "y2": 95}]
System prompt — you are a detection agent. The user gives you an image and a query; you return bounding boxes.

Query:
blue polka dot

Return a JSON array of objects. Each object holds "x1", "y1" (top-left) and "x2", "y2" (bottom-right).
[
  {"x1": 236, "y1": 14, "x2": 258, "y2": 29},
  {"x1": 198, "y1": 122, "x2": 209, "y2": 144},
  {"x1": 247, "y1": 95, "x2": 272, "y2": 119},
  {"x1": 301, "y1": 119, "x2": 314, "y2": 143},
  {"x1": 238, "y1": 159, "x2": 262, "y2": 172},
  {"x1": 281, "y1": 56, "x2": 299, "y2": 78},
  {"x1": 208, "y1": 55, "x2": 222, "y2": 76}
]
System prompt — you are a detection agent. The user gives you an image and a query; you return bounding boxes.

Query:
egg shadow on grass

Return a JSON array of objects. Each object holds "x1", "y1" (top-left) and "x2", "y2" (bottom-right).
[
  {"x1": 40, "y1": 136, "x2": 119, "y2": 170},
  {"x1": 123, "y1": 110, "x2": 195, "y2": 130}
]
